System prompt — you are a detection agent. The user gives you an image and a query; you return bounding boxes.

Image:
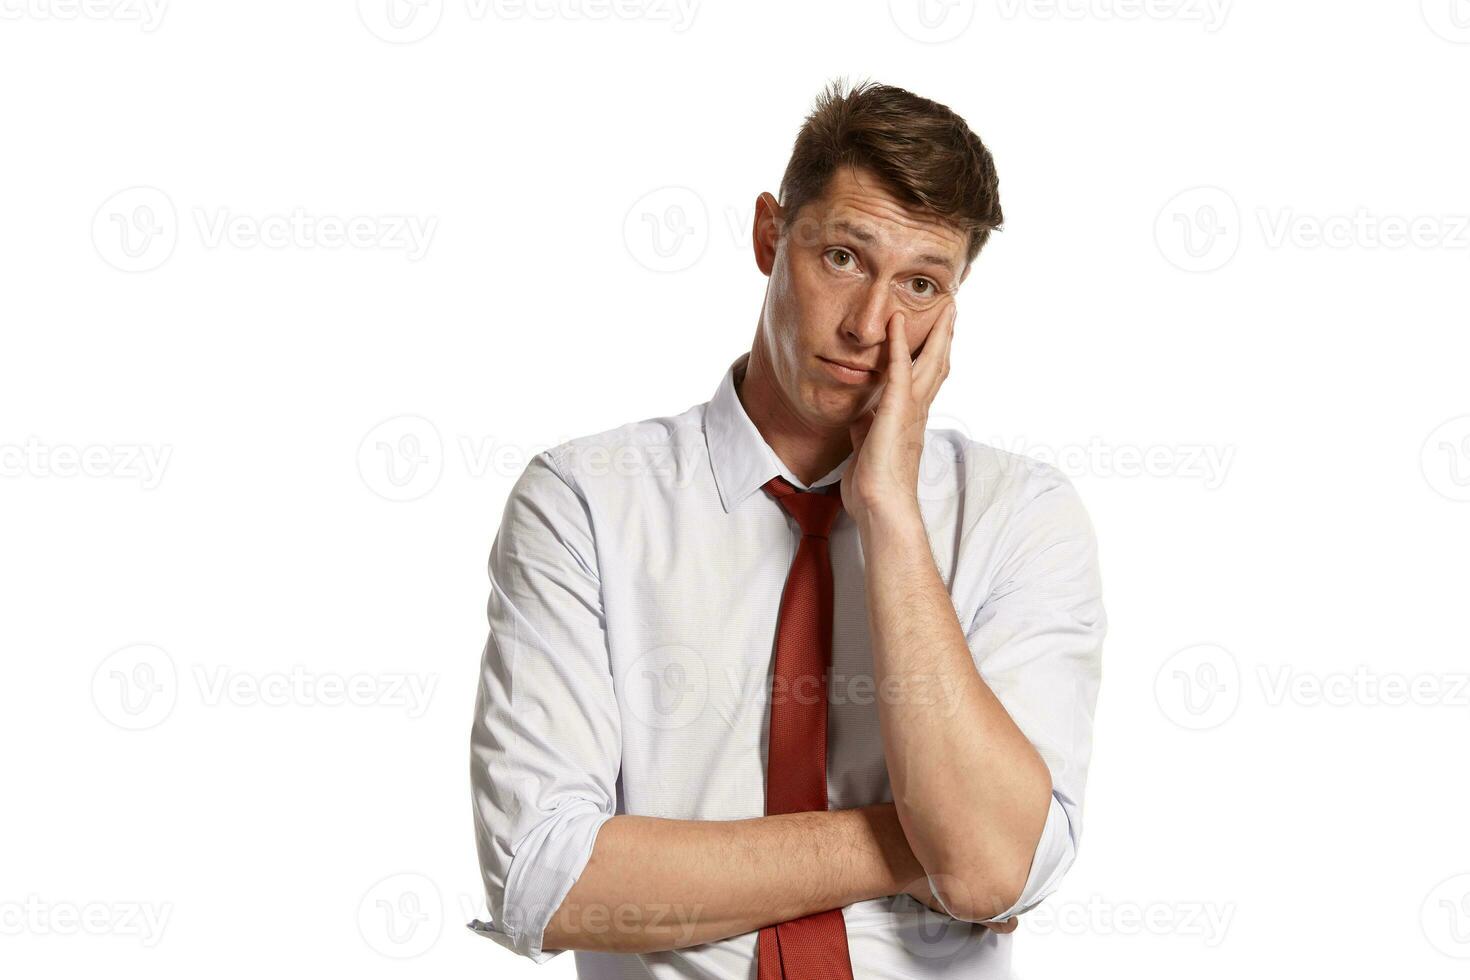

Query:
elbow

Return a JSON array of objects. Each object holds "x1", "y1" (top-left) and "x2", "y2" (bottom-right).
[
  {"x1": 927, "y1": 788, "x2": 1055, "y2": 923},
  {"x1": 539, "y1": 907, "x2": 578, "y2": 955},
  {"x1": 927, "y1": 852, "x2": 1033, "y2": 923},
  {"x1": 937, "y1": 791, "x2": 1080, "y2": 924}
]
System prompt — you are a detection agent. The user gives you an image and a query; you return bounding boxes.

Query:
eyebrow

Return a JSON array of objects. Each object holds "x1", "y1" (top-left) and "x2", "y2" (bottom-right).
[{"x1": 830, "y1": 219, "x2": 958, "y2": 279}]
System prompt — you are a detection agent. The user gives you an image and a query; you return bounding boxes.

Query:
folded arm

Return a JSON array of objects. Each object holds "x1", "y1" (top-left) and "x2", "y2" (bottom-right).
[
  {"x1": 855, "y1": 460, "x2": 1106, "y2": 923},
  {"x1": 470, "y1": 452, "x2": 958, "y2": 961},
  {"x1": 541, "y1": 803, "x2": 924, "y2": 954}
]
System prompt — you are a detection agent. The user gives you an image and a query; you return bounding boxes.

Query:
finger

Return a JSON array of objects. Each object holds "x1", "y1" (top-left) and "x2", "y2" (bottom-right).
[
  {"x1": 986, "y1": 916, "x2": 1018, "y2": 934},
  {"x1": 940, "y1": 300, "x2": 954, "y2": 379},
  {"x1": 913, "y1": 301, "x2": 956, "y2": 396},
  {"x1": 885, "y1": 310, "x2": 913, "y2": 395}
]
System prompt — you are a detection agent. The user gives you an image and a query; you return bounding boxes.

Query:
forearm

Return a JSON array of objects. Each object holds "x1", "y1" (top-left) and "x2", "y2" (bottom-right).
[
  {"x1": 543, "y1": 803, "x2": 922, "y2": 954},
  {"x1": 857, "y1": 503, "x2": 1052, "y2": 919}
]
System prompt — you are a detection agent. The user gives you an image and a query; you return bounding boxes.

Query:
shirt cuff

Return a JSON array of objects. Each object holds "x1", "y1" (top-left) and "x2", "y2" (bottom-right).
[{"x1": 467, "y1": 799, "x2": 616, "y2": 962}]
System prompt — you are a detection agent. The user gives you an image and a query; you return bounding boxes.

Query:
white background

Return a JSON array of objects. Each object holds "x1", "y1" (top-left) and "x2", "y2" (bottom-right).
[{"x1": 3, "y1": 1, "x2": 1468, "y2": 977}]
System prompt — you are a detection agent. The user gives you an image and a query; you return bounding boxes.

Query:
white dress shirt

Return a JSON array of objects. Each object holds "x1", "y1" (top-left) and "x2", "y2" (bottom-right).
[{"x1": 469, "y1": 350, "x2": 1106, "y2": 978}]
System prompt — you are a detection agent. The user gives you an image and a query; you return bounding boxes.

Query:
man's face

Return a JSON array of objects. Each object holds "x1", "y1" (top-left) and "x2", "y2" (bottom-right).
[{"x1": 754, "y1": 164, "x2": 970, "y2": 427}]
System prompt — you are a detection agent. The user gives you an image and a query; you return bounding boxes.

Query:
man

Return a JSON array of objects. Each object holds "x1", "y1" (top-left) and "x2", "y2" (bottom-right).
[{"x1": 469, "y1": 78, "x2": 1106, "y2": 978}]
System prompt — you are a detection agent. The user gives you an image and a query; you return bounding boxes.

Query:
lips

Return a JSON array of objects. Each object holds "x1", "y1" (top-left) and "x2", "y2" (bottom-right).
[{"x1": 820, "y1": 356, "x2": 874, "y2": 373}]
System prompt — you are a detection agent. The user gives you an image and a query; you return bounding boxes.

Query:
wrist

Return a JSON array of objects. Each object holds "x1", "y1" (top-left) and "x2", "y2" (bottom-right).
[
  {"x1": 855, "y1": 495, "x2": 925, "y2": 537},
  {"x1": 854, "y1": 803, "x2": 926, "y2": 902}
]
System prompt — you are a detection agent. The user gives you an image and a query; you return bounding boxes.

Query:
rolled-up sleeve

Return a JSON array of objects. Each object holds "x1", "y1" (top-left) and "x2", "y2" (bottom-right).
[
  {"x1": 467, "y1": 449, "x2": 621, "y2": 962},
  {"x1": 951, "y1": 462, "x2": 1106, "y2": 924}
]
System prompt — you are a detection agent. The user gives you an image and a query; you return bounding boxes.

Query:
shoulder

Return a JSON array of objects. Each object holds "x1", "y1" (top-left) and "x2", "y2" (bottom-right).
[
  {"x1": 924, "y1": 427, "x2": 1101, "y2": 593},
  {"x1": 525, "y1": 399, "x2": 708, "y2": 495},
  {"x1": 926, "y1": 431, "x2": 1104, "y2": 632},
  {"x1": 925, "y1": 426, "x2": 1085, "y2": 517}
]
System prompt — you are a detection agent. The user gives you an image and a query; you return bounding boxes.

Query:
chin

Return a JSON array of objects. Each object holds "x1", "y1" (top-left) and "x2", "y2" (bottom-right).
[{"x1": 804, "y1": 384, "x2": 867, "y2": 421}]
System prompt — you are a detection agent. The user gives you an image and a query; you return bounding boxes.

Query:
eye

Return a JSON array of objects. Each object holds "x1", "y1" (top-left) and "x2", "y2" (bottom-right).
[
  {"x1": 897, "y1": 276, "x2": 948, "y2": 309},
  {"x1": 824, "y1": 247, "x2": 856, "y2": 269}
]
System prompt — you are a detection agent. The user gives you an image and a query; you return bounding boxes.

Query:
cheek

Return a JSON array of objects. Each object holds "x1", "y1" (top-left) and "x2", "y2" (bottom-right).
[
  {"x1": 790, "y1": 250, "x2": 857, "y2": 312},
  {"x1": 906, "y1": 315, "x2": 932, "y2": 353},
  {"x1": 772, "y1": 251, "x2": 817, "y2": 322}
]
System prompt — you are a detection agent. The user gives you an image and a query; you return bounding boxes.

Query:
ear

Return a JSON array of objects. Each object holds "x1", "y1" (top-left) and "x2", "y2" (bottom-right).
[{"x1": 753, "y1": 191, "x2": 782, "y2": 276}]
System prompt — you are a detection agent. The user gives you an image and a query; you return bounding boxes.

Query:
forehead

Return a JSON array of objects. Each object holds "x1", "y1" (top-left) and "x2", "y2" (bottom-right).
[{"x1": 794, "y1": 166, "x2": 967, "y2": 270}]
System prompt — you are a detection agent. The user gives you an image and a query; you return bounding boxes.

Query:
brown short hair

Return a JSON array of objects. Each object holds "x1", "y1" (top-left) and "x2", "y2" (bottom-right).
[{"x1": 777, "y1": 78, "x2": 1003, "y2": 269}]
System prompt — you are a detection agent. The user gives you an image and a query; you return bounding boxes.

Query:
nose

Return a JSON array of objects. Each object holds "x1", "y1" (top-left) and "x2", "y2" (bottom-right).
[{"x1": 841, "y1": 281, "x2": 895, "y2": 348}]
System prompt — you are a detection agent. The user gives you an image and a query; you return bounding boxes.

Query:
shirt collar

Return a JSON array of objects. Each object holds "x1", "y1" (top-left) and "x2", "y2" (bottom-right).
[{"x1": 704, "y1": 350, "x2": 850, "y2": 513}]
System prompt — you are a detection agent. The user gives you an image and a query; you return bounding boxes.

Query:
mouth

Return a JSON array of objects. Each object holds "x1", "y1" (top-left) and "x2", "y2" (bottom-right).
[{"x1": 818, "y1": 355, "x2": 877, "y2": 384}]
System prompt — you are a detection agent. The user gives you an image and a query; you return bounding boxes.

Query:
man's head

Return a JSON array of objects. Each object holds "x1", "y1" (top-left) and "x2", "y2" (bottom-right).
[{"x1": 747, "y1": 78, "x2": 1002, "y2": 436}]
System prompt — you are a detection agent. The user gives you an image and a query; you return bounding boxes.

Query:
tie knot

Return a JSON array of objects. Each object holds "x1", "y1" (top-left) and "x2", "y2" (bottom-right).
[{"x1": 761, "y1": 476, "x2": 843, "y2": 539}]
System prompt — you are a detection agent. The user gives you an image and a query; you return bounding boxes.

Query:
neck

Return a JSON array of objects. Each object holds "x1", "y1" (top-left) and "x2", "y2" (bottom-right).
[{"x1": 737, "y1": 340, "x2": 853, "y2": 487}]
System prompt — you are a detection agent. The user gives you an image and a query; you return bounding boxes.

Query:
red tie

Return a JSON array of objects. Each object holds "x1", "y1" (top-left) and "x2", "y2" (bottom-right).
[{"x1": 756, "y1": 476, "x2": 855, "y2": 980}]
